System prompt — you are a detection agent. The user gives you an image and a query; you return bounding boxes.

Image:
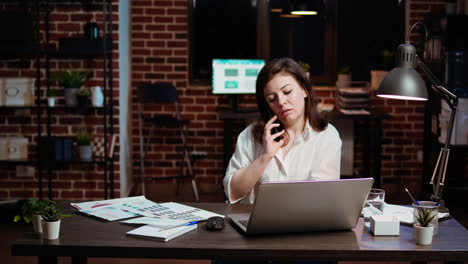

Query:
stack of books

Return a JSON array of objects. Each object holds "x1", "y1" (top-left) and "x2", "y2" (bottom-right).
[{"x1": 335, "y1": 81, "x2": 371, "y2": 114}]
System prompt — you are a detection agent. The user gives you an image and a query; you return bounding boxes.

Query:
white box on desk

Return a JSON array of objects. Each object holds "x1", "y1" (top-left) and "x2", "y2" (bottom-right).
[
  {"x1": 0, "y1": 137, "x2": 28, "y2": 160},
  {"x1": 0, "y1": 78, "x2": 35, "y2": 106},
  {"x1": 370, "y1": 215, "x2": 400, "y2": 236}
]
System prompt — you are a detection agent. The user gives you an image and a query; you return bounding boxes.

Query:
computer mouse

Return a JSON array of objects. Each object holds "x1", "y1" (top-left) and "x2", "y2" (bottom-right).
[{"x1": 205, "y1": 216, "x2": 225, "y2": 231}]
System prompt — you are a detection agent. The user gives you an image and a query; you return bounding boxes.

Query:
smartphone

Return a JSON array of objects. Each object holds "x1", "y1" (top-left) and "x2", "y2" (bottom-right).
[{"x1": 265, "y1": 108, "x2": 284, "y2": 142}]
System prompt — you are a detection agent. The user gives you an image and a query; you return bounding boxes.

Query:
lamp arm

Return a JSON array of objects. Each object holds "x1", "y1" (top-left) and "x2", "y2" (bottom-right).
[
  {"x1": 414, "y1": 55, "x2": 459, "y2": 207},
  {"x1": 415, "y1": 55, "x2": 458, "y2": 109}
]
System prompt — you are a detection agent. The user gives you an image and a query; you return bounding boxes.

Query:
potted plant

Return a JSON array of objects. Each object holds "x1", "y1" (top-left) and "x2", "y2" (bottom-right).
[
  {"x1": 14, "y1": 198, "x2": 56, "y2": 233},
  {"x1": 298, "y1": 61, "x2": 311, "y2": 79},
  {"x1": 76, "y1": 87, "x2": 91, "y2": 109},
  {"x1": 76, "y1": 130, "x2": 92, "y2": 161},
  {"x1": 337, "y1": 65, "x2": 352, "y2": 87},
  {"x1": 40, "y1": 204, "x2": 66, "y2": 240},
  {"x1": 370, "y1": 49, "x2": 394, "y2": 90},
  {"x1": 55, "y1": 70, "x2": 90, "y2": 107},
  {"x1": 46, "y1": 89, "x2": 59, "y2": 107},
  {"x1": 414, "y1": 206, "x2": 437, "y2": 245}
]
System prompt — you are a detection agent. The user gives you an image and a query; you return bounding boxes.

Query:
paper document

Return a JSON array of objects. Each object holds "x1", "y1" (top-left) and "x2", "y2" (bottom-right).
[
  {"x1": 71, "y1": 196, "x2": 151, "y2": 210},
  {"x1": 122, "y1": 201, "x2": 224, "y2": 222},
  {"x1": 382, "y1": 203, "x2": 450, "y2": 224},
  {"x1": 78, "y1": 205, "x2": 138, "y2": 221},
  {"x1": 121, "y1": 217, "x2": 189, "y2": 229},
  {"x1": 127, "y1": 224, "x2": 197, "y2": 242},
  {"x1": 71, "y1": 196, "x2": 223, "y2": 222}
]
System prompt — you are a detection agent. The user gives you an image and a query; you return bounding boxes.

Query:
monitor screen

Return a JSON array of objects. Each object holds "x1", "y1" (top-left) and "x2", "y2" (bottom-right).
[{"x1": 212, "y1": 59, "x2": 265, "y2": 94}]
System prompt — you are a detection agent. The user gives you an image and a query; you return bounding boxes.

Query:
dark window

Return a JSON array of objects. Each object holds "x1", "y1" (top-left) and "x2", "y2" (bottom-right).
[
  {"x1": 269, "y1": 0, "x2": 336, "y2": 84},
  {"x1": 189, "y1": 0, "x2": 404, "y2": 85},
  {"x1": 337, "y1": 0, "x2": 405, "y2": 81},
  {"x1": 189, "y1": 0, "x2": 258, "y2": 84}
]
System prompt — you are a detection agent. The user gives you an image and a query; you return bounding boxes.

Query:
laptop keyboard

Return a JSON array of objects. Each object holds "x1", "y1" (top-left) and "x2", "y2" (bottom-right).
[{"x1": 239, "y1": 220, "x2": 248, "y2": 228}]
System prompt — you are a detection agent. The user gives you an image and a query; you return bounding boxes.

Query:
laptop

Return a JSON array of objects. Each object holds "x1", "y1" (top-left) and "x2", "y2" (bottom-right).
[{"x1": 228, "y1": 178, "x2": 374, "y2": 235}]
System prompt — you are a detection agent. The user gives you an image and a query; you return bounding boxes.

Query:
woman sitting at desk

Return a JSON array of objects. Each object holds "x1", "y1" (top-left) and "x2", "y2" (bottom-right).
[{"x1": 223, "y1": 57, "x2": 342, "y2": 204}]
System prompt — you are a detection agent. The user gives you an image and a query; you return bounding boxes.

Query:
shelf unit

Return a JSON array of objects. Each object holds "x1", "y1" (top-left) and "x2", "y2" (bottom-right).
[{"x1": 0, "y1": 0, "x2": 115, "y2": 200}]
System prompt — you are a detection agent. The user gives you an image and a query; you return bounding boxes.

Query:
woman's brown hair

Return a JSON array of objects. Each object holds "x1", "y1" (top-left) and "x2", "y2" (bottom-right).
[{"x1": 252, "y1": 57, "x2": 328, "y2": 144}]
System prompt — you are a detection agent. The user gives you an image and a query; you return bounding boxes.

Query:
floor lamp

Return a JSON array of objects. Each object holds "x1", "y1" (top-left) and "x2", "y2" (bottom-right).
[{"x1": 377, "y1": 23, "x2": 458, "y2": 213}]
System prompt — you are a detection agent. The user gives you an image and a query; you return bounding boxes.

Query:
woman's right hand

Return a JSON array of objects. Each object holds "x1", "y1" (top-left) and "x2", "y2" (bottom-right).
[{"x1": 263, "y1": 115, "x2": 285, "y2": 158}]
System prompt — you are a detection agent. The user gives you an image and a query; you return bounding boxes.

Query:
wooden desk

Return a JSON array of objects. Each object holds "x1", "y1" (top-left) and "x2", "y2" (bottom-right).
[
  {"x1": 11, "y1": 203, "x2": 468, "y2": 264},
  {"x1": 218, "y1": 108, "x2": 389, "y2": 187}
]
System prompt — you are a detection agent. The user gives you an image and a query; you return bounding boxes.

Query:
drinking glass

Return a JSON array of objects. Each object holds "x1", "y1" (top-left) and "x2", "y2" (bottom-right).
[{"x1": 363, "y1": 188, "x2": 385, "y2": 219}]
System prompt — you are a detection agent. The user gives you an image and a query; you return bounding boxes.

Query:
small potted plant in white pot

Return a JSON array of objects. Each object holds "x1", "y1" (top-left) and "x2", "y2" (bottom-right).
[
  {"x1": 76, "y1": 87, "x2": 91, "y2": 110},
  {"x1": 298, "y1": 61, "x2": 311, "y2": 79},
  {"x1": 337, "y1": 65, "x2": 352, "y2": 87},
  {"x1": 46, "y1": 89, "x2": 59, "y2": 107},
  {"x1": 414, "y1": 206, "x2": 437, "y2": 245},
  {"x1": 370, "y1": 49, "x2": 394, "y2": 90},
  {"x1": 76, "y1": 130, "x2": 92, "y2": 161},
  {"x1": 14, "y1": 198, "x2": 56, "y2": 234},
  {"x1": 40, "y1": 204, "x2": 66, "y2": 240}
]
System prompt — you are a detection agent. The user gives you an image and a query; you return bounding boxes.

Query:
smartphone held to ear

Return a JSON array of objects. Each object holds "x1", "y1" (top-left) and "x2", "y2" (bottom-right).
[{"x1": 266, "y1": 108, "x2": 284, "y2": 142}]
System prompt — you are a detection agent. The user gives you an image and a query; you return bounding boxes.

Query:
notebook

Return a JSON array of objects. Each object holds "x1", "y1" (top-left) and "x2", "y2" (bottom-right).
[
  {"x1": 126, "y1": 224, "x2": 197, "y2": 242},
  {"x1": 228, "y1": 178, "x2": 374, "y2": 235}
]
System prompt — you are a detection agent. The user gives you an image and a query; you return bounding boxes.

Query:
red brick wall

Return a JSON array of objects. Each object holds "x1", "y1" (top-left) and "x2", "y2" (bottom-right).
[
  {"x1": 130, "y1": 0, "x2": 223, "y2": 194},
  {"x1": 129, "y1": 0, "x2": 451, "y2": 202},
  {"x1": 0, "y1": 0, "x2": 449, "y2": 202},
  {"x1": 0, "y1": 1, "x2": 120, "y2": 200}
]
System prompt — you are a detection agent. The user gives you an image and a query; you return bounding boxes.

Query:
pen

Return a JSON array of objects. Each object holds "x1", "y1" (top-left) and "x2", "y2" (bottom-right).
[
  {"x1": 156, "y1": 221, "x2": 199, "y2": 231},
  {"x1": 405, "y1": 187, "x2": 420, "y2": 206}
]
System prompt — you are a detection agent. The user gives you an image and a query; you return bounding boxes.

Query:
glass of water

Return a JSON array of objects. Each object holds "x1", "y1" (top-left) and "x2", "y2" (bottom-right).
[{"x1": 363, "y1": 188, "x2": 385, "y2": 218}]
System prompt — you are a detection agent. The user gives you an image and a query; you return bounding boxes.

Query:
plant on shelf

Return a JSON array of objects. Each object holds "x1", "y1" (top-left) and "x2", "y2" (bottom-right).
[
  {"x1": 381, "y1": 49, "x2": 395, "y2": 71},
  {"x1": 76, "y1": 130, "x2": 92, "y2": 161},
  {"x1": 76, "y1": 87, "x2": 91, "y2": 109},
  {"x1": 46, "y1": 89, "x2": 59, "y2": 107},
  {"x1": 337, "y1": 65, "x2": 352, "y2": 75},
  {"x1": 55, "y1": 70, "x2": 90, "y2": 88},
  {"x1": 298, "y1": 61, "x2": 311, "y2": 73},
  {"x1": 55, "y1": 70, "x2": 91, "y2": 106},
  {"x1": 76, "y1": 87, "x2": 91, "y2": 97},
  {"x1": 76, "y1": 130, "x2": 91, "y2": 146},
  {"x1": 337, "y1": 65, "x2": 352, "y2": 87},
  {"x1": 46, "y1": 89, "x2": 59, "y2": 97}
]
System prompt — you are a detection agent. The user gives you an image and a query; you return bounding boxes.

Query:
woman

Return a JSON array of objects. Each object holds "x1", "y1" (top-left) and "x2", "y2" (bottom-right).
[{"x1": 223, "y1": 58, "x2": 342, "y2": 204}]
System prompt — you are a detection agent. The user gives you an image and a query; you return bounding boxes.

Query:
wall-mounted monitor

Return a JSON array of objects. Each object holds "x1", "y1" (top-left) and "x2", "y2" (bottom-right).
[{"x1": 212, "y1": 59, "x2": 265, "y2": 94}]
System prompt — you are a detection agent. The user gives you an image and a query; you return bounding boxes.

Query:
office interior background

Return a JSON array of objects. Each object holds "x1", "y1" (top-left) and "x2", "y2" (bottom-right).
[{"x1": 0, "y1": 0, "x2": 467, "y2": 209}]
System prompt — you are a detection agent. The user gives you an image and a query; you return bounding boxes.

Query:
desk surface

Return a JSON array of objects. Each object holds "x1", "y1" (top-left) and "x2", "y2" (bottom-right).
[{"x1": 11, "y1": 203, "x2": 468, "y2": 262}]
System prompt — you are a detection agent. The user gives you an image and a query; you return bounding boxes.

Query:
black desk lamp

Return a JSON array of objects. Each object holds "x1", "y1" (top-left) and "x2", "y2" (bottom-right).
[{"x1": 377, "y1": 22, "x2": 458, "y2": 213}]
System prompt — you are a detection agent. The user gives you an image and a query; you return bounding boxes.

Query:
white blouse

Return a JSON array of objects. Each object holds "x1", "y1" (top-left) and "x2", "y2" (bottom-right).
[{"x1": 223, "y1": 121, "x2": 342, "y2": 204}]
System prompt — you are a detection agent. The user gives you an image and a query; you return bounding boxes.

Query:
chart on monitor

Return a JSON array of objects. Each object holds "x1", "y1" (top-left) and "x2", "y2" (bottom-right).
[{"x1": 212, "y1": 59, "x2": 265, "y2": 94}]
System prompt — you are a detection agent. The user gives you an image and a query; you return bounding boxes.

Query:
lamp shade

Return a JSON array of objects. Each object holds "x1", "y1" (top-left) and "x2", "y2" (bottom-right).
[{"x1": 377, "y1": 43, "x2": 428, "y2": 101}]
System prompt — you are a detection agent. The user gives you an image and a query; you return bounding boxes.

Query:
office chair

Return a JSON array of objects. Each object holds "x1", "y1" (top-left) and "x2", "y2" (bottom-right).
[{"x1": 138, "y1": 82, "x2": 199, "y2": 201}]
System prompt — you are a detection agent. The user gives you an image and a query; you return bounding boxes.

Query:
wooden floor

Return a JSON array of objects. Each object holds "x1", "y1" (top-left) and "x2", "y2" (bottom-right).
[{"x1": 2, "y1": 180, "x2": 468, "y2": 264}]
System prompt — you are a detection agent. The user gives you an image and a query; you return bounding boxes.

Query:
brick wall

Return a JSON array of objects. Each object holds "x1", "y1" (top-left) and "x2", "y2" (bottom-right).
[
  {"x1": 130, "y1": 0, "x2": 223, "y2": 195},
  {"x1": 0, "y1": 1, "x2": 120, "y2": 200},
  {"x1": 0, "y1": 0, "x2": 449, "y2": 202},
  {"x1": 130, "y1": 0, "x2": 451, "y2": 203}
]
